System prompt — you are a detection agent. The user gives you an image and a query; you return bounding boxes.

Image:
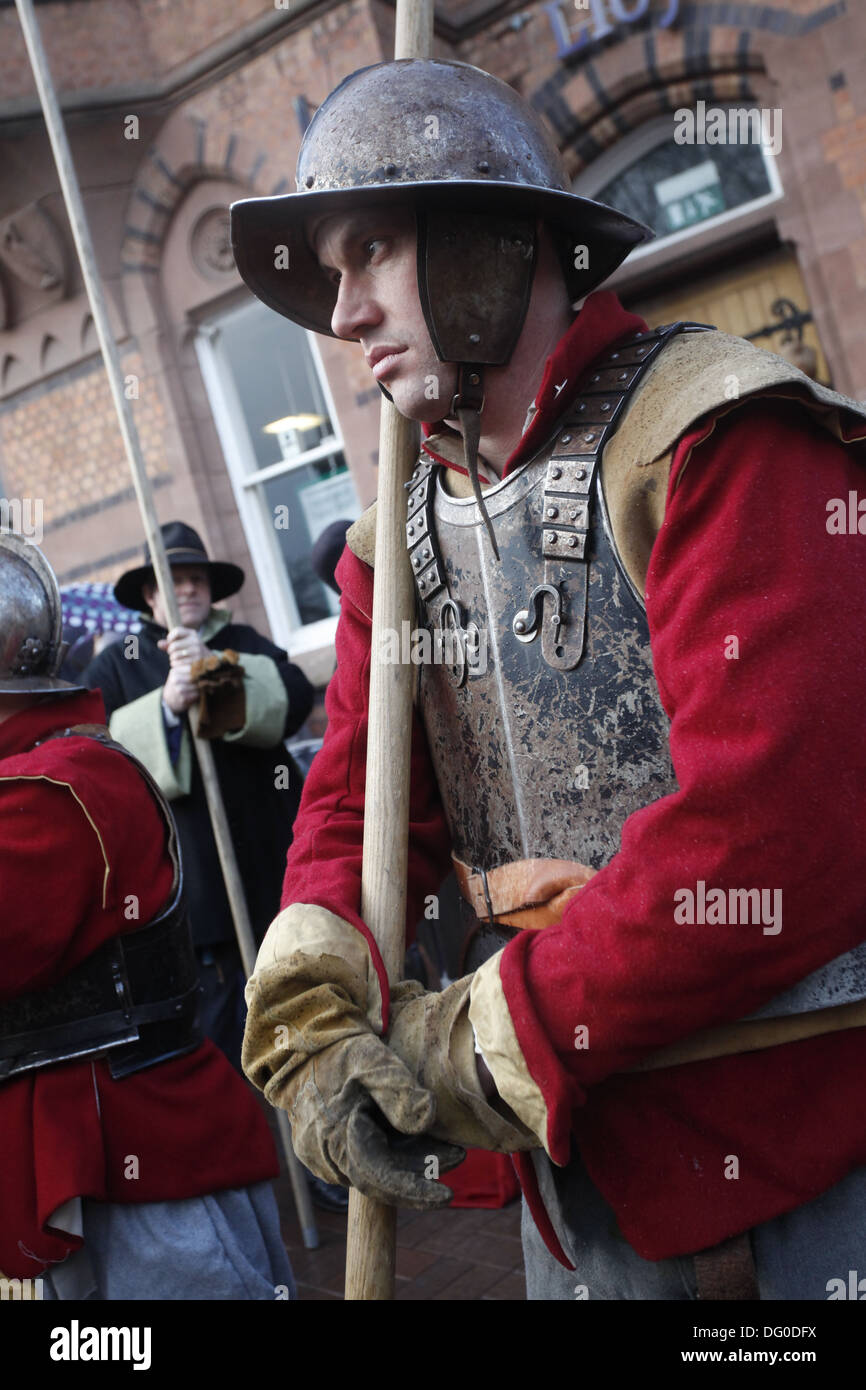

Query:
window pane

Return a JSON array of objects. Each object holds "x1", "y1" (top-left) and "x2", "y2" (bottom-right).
[
  {"x1": 263, "y1": 459, "x2": 360, "y2": 625},
  {"x1": 596, "y1": 138, "x2": 772, "y2": 240},
  {"x1": 218, "y1": 299, "x2": 336, "y2": 474}
]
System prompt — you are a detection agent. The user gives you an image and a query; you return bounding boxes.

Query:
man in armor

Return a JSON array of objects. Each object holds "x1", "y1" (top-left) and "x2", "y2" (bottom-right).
[
  {"x1": 233, "y1": 59, "x2": 866, "y2": 1299},
  {"x1": 0, "y1": 531, "x2": 294, "y2": 1298}
]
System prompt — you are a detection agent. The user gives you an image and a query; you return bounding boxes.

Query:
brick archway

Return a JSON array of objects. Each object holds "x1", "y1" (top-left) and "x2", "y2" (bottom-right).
[
  {"x1": 119, "y1": 109, "x2": 286, "y2": 277},
  {"x1": 528, "y1": 24, "x2": 770, "y2": 177}
]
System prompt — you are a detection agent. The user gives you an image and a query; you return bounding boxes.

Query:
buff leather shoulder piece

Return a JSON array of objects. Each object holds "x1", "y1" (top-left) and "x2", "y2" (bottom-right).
[
  {"x1": 346, "y1": 331, "x2": 866, "y2": 580},
  {"x1": 602, "y1": 331, "x2": 866, "y2": 598},
  {"x1": 346, "y1": 462, "x2": 476, "y2": 568},
  {"x1": 346, "y1": 504, "x2": 378, "y2": 569}
]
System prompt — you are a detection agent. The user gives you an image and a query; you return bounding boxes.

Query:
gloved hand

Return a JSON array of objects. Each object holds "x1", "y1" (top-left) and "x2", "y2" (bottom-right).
[
  {"x1": 386, "y1": 974, "x2": 538, "y2": 1153},
  {"x1": 285, "y1": 1033, "x2": 465, "y2": 1207},
  {"x1": 242, "y1": 905, "x2": 465, "y2": 1207}
]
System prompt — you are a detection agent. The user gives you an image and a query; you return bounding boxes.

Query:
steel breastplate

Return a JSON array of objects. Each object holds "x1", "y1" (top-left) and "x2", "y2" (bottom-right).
[
  {"x1": 409, "y1": 324, "x2": 696, "y2": 877},
  {"x1": 414, "y1": 454, "x2": 676, "y2": 874}
]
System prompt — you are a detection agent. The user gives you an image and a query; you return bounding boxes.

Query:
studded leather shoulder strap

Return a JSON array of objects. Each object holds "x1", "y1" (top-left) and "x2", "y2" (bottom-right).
[{"x1": 407, "y1": 321, "x2": 713, "y2": 668}]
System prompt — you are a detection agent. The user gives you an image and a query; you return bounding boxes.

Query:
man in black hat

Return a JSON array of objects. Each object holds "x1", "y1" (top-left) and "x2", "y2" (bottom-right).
[{"x1": 83, "y1": 521, "x2": 314, "y2": 1068}]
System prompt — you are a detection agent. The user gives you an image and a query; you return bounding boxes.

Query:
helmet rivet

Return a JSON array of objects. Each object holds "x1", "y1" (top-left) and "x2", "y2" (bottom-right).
[
  {"x1": 546, "y1": 532, "x2": 557, "y2": 544},
  {"x1": 478, "y1": 160, "x2": 490, "y2": 173},
  {"x1": 385, "y1": 163, "x2": 397, "y2": 177},
  {"x1": 547, "y1": 506, "x2": 558, "y2": 519},
  {"x1": 550, "y1": 466, "x2": 562, "y2": 479},
  {"x1": 561, "y1": 434, "x2": 572, "y2": 444},
  {"x1": 568, "y1": 536, "x2": 579, "y2": 548},
  {"x1": 469, "y1": 372, "x2": 480, "y2": 385},
  {"x1": 468, "y1": 333, "x2": 481, "y2": 345},
  {"x1": 305, "y1": 175, "x2": 314, "y2": 188}
]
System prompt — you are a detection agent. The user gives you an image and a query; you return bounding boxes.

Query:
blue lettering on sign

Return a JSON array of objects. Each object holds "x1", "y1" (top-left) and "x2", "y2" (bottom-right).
[{"x1": 543, "y1": 0, "x2": 679, "y2": 61}]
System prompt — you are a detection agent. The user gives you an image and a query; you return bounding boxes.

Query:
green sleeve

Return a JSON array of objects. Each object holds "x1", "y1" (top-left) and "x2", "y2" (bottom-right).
[
  {"x1": 108, "y1": 686, "x2": 192, "y2": 800},
  {"x1": 221, "y1": 652, "x2": 289, "y2": 749}
]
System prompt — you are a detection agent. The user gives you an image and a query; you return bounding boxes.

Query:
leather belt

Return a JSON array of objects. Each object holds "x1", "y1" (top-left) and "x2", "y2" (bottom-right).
[
  {"x1": 453, "y1": 853, "x2": 596, "y2": 930},
  {"x1": 453, "y1": 852, "x2": 866, "y2": 1067},
  {"x1": 694, "y1": 1233, "x2": 760, "y2": 1301}
]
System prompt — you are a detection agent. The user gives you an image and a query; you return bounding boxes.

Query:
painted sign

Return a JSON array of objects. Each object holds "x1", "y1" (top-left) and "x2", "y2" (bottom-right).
[
  {"x1": 543, "y1": 0, "x2": 680, "y2": 61},
  {"x1": 655, "y1": 160, "x2": 725, "y2": 232}
]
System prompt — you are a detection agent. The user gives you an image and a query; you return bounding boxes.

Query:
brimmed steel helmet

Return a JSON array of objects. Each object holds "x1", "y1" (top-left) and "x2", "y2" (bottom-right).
[
  {"x1": 231, "y1": 59, "x2": 652, "y2": 556},
  {"x1": 231, "y1": 58, "x2": 650, "y2": 347},
  {"x1": 0, "y1": 530, "x2": 81, "y2": 693}
]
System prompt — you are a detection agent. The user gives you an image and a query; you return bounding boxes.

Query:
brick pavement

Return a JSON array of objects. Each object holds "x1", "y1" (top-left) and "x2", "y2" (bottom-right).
[{"x1": 273, "y1": 1171, "x2": 526, "y2": 1302}]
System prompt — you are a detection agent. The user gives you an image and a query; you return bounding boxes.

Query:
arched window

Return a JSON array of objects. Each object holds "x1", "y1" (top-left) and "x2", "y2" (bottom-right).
[{"x1": 573, "y1": 112, "x2": 783, "y2": 280}]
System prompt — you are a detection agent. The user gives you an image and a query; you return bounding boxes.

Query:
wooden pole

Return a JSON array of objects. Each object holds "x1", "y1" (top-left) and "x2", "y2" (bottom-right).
[
  {"x1": 344, "y1": 0, "x2": 434, "y2": 1301},
  {"x1": 14, "y1": 0, "x2": 318, "y2": 1252}
]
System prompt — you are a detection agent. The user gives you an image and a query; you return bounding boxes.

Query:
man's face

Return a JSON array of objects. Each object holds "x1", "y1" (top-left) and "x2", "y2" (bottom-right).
[
  {"x1": 312, "y1": 206, "x2": 456, "y2": 421},
  {"x1": 143, "y1": 565, "x2": 211, "y2": 630}
]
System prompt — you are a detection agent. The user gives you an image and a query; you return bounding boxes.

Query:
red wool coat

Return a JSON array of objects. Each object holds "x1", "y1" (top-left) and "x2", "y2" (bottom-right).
[
  {"x1": 280, "y1": 291, "x2": 866, "y2": 1263},
  {"x1": 0, "y1": 689, "x2": 278, "y2": 1279}
]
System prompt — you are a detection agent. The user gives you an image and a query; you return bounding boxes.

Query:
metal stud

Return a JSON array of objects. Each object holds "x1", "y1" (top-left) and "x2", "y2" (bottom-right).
[
  {"x1": 561, "y1": 433, "x2": 572, "y2": 444},
  {"x1": 567, "y1": 536, "x2": 579, "y2": 548},
  {"x1": 576, "y1": 467, "x2": 587, "y2": 480},
  {"x1": 601, "y1": 402, "x2": 611, "y2": 413},
  {"x1": 546, "y1": 532, "x2": 557, "y2": 544},
  {"x1": 550, "y1": 466, "x2": 562, "y2": 480},
  {"x1": 583, "y1": 432, "x2": 595, "y2": 443},
  {"x1": 547, "y1": 506, "x2": 558, "y2": 519},
  {"x1": 384, "y1": 163, "x2": 397, "y2": 177}
]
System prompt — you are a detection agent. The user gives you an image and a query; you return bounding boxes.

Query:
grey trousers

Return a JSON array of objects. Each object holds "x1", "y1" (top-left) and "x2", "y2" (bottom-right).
[
  {"x1": 42, "y1": 1182, "x2": 296, "y2": 1301},
  {"x1": 522, "y1": 1156, "x2": 866, "y2": 1300}
]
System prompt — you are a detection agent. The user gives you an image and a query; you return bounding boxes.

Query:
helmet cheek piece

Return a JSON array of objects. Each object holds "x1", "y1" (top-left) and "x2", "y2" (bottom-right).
[{"x1": 415, "y1": 208, "x2": 539, "y2": 561}]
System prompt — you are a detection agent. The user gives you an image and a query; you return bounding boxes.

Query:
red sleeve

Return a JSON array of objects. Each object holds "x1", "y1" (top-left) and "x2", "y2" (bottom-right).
[
  {"x1": 280, "y1": 545, "x2": 453, "y2": 1010},
  {"x1": 500, "y1": 399, "x2": 866, "y2": 1153}
]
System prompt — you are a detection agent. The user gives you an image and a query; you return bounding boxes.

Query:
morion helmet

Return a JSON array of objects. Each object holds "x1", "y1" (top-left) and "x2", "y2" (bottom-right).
[
  {"x1": 0, "y1": 530, "x2": 79, "y2": 693},
  {"x1": 230, "y1": 58, "x2": 650, "y2": 352},
  {"x1": 230, "y1": 60, "x2": 652, "y2": 556}
]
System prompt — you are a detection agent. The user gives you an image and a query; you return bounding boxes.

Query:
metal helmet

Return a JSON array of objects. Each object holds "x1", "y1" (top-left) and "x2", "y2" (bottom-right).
[
  {"x1": 0, "y1": 530, "x2": 79, "y2": 694},
  {"x1": 231, "y1": 59, "x2": 652, "y2": 560},
  {"x1": 230, "y1": 58, "x2": 652, "y2": 345}
]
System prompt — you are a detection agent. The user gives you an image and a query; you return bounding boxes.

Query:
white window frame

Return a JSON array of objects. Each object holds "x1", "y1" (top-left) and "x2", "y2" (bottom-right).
[
  {"x1": 573, "y1": 113, "x2": 785, "y2": 292},
  {"x1": 195, "y1": 301, "x2": 352, "y2": 659}
]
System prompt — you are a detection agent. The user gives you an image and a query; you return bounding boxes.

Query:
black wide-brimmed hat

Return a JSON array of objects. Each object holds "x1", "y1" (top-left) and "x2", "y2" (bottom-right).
[{"x1": 114, "y1": 521, "x2": 245, "y2": 612}]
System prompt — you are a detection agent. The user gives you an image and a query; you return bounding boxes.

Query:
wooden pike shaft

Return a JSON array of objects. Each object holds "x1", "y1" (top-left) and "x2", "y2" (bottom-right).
[
  {"x1": 14, "y1": 0, "x2": 318, "y2": 1252},
  {"x1": 344, "y1": 0, "x2": 434, "y2": 1302}
]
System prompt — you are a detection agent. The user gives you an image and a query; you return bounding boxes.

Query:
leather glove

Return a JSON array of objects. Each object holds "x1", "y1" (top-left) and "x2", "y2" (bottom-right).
[
  {"x1": 386, "y1": 974, "x2": 538, "y2": 1153},
  {"x1": 191, "y1": 649, "x2": 246, "y2": 738},
  {"x1": 243, "y1": 907, "x2": 465, "y2": 1207}
]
